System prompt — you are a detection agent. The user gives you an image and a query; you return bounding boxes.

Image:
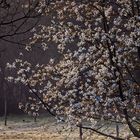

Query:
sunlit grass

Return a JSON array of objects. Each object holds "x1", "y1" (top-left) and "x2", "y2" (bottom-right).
[{"x1": 0, "y1": 115, "x2": 138, "y2": 140}]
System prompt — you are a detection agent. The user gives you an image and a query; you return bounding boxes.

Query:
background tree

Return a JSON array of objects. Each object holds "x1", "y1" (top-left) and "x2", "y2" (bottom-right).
[{"x1": 0, "y1": 0, "x2": 49, "y2": 120}]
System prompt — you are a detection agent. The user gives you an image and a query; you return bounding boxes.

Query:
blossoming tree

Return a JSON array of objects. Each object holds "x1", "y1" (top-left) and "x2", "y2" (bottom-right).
[
  {"x1": 7, "y1": 0, "x2": 140, "y2": 139},
  {"x1": 0, "y1": 0, "x2": 50, "y2": 125}
]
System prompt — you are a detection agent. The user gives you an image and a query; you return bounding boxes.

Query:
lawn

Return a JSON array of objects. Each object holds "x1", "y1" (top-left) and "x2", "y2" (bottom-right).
[{"x1": 0, "y1": 115, "x2": 138, "y2": 140}]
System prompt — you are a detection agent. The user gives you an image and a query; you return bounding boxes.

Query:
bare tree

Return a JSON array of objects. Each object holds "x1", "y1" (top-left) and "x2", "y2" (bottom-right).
[{"x1": 0, "y1": 0, "x2": 48, "y2": 119}]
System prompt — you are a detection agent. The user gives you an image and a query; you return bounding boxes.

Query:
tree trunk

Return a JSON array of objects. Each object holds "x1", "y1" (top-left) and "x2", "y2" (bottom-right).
[
  {"x1": 4, "y1": 84, "x2": 7, "y2": 126},
  {"x1": 116, "y1": 123, "x2": 119, "y2": 137},
  {"x1": 34, "y1": 116, "x2": 37, "y2": 122},
  {"x1": 79, "y1": 123, "x2": 83, "y2": 140}
]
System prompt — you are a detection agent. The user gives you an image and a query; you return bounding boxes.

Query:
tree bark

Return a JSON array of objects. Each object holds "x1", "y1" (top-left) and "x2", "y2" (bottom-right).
[
  {"x1": 79, "y1": 123, "x2": 83, "y2": 140},
  {"x1": 116, "y1": 123, "x2": 119, "y2": 137},
  {"x1": 4, "y1": 83, "x2": 7, "y2": 126}
]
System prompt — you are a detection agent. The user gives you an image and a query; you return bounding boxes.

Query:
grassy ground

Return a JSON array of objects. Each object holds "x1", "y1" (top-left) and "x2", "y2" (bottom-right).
[{"x1": 0, "y1": 115, "x2": 138, "y2": 140}]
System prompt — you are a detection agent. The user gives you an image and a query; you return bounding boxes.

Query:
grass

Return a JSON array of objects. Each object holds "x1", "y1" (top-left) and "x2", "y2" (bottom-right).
[{"x1": 0, "y1": 114, "x2": 138, "y2": 140}]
